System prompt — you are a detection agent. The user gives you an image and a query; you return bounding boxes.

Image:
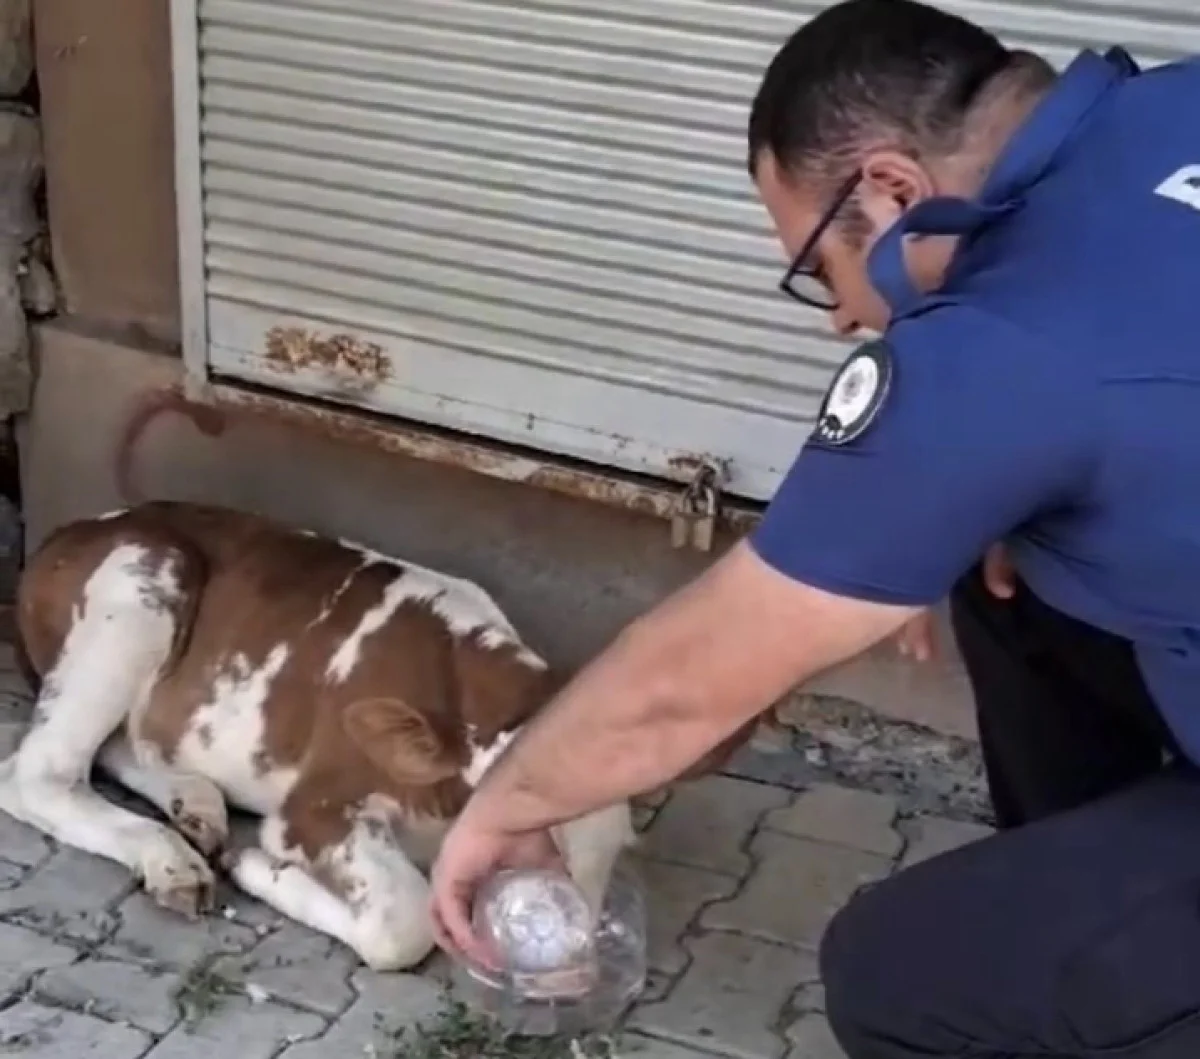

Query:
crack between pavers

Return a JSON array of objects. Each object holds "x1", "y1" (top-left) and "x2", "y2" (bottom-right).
[
  {"x1": 20, "y1": 980, "x2": 170, "y2": 1039},
  {"x1": 636, "y1": 800, "x2": 804, "y2": 1059},
  {"x1": 775, "y1": 971, "x2": 827, "y2": 1049},
  {"x1": 660, "y1": 794, "x2": 777, "y2": 974},
  {"x1": 626, "y1": 802, "x2": 771, "y2": 1018},
  {"x1": 0, "y1": 874, "x2": 140, "y2": 1027},
  {"x1": 731, "y1": 801, "x2": 812, "y2": 1059},
  {"x1": 273, "y1": 962, "x2": 410, "y2": 1053},
  {"x1": 624, "y1": 1026, "x2": 744, "y2": 1059}
]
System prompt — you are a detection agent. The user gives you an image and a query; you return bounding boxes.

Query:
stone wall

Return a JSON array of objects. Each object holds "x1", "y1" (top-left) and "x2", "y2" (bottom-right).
[
  {"x1": 0, "y1": 0, "x2": 49, "y2": 600},
  {"x1": 0, "y1": 0, "x2": 51, "y2": 424},
  {"x1": 31, "y1": 0, "x2": 179, "y2": 345}
]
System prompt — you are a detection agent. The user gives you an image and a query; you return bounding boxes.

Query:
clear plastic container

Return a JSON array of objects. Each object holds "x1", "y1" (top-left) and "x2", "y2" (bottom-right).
[{"x1": 452, "y1": 863, "x2": 648, "y2": 1037}]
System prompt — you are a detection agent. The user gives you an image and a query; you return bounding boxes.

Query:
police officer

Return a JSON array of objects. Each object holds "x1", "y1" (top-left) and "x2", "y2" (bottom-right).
[{"x1": 430, "y1": 1, "x2": 1200, "y2": 1054}]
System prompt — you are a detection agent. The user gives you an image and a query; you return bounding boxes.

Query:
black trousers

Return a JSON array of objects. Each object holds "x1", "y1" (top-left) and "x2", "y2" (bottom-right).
[{"x1": 821, "y1": 566, "x2": 1200, "y2": 1059}]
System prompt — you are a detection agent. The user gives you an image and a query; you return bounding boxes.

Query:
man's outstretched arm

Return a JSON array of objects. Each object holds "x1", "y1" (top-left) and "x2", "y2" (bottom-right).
[
  {"x1": 430, "y1": 538, "x2": 918, "y2": 956},
  {"x1": 466, "y1": 539, "x2": 916, "y2": 832}
]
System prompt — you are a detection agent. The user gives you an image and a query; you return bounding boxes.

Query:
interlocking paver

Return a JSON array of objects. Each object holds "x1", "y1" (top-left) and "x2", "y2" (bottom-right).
[
  {"x1": 0, "y1": 656, "x2": 33, "y2": 716},
  {"x1": 0, "y1": 999, "x2": 153, "y2": 1058},
  {"x1": 281, "y1": 969, "x2": 444, "y2": 1059},
  {"x1": 103, "y1": 890, "x2": 260, "y2": 971},
  {"x1": 0, "y1": 847, "x2": 130, "y2": 943},
  {"x1": 144, "y1": 996, "x2": 324, "y2": 1059},
  {"x1": 641, "y1": 776, "x2": 790, "y2": 878},
  {"x1": 635, "y1": 857, "x2": 740, "y2": 975},
  {"x1": 211, "y1": 921, "x2": 358, "y2": 1016},
  {"x1": 630, "y1": 932, "x2": 818, "y2": 1059},
  {"x1": 0, "y1": 802, "x2": 53, "y2": 867},
  {"x1": 791, "y1": 981, "x2": 826, "y2": 1016},
  {"x1": 0, "y1": 922, "x2": 77, "y2": 1001},
  {"x1": 0, "y1": 717, "x2": 25, "y2": 756},
  {"x1": 899, "y1": 815, "x2": 995, "y2": 869},
  {"x1": 786, "y1": 1014, "x2": 847, "y2": 1059},
  {"x1": 764, "y1": 786, "x2": 901, "y2": 859},
  {"x1": 213, "y1": 880, "x2": 287, "y2": 932},
  {"x1": 623, "y1": 1034, "x2": 729, "y2": 1059},
  {"x1": 35, "y1": 957, "x2": 184, "y2": 1034},
  {"x1": 701, "y1": 831, "x2": 890, "y2": 950},
  {"x1": 0, "y1": 856, "x2": 25, "y2": 887}
]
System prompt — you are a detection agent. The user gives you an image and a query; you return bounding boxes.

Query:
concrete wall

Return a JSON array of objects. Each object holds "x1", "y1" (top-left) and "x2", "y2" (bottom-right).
[
  {"x1": 20, "y1": 324, "x2": 976, "y2": 740},
  {"x1": 33, "y1": 0, "x2": 180, "y2": 344}
]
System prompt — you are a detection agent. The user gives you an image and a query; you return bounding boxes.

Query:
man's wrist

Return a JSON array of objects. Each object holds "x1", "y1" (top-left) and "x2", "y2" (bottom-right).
[{"x1": 462, "y1": 773, "x2": 544, "y2": 837}]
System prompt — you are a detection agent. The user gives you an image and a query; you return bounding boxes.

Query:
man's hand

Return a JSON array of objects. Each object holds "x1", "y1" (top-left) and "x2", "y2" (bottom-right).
[
  {"x1": 894, "y1": 543, "x2": 1015, "y2": 661},
  {"x1": 430, "y1": 812, "x2": 564, "y2": 966}
]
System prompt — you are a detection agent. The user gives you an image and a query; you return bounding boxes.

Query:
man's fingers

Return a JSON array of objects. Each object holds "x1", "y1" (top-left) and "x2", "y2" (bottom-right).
[
  {"x1": 896, "y1": 612, "x2": 936, "y2": 663},
  {"x1": 431, "y1": 885, "x2": 494, "y2": 968},
  {"x1": 429, "y1": 824, "x2": 565, "y2": 968},
  {"x1": 430, "y1": 900, "x2": 462, "y2": 959},
  {"x1": 983, "y1": 545, "x2": 1016, "y2": 598}
]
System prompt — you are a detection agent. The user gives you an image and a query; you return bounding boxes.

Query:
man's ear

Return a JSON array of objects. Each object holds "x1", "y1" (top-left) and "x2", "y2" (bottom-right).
[
  {"x1": 859, "y1": 150, "x2": 935, "y2": 219},
  {"x1": 342, "y1": 697, "x2": 459, "y2": 786}
]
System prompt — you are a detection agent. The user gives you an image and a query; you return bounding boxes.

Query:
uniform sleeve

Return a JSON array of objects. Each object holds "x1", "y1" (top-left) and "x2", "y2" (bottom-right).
[{"x1": 749, "y1": 307, "x2": 1096, "y2": 606}]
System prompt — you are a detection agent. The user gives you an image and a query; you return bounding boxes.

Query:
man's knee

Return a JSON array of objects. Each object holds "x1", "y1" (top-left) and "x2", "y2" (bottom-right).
[
  {"x1": 819, "y1": 881, "x2": 915, "y2": 1058},
  {"x1": 818, "y1": 891, "x2": 869, "y2": 1054},
  {"x1": 818, "y1": 860, "x2": 1006, "y2": 1059}
]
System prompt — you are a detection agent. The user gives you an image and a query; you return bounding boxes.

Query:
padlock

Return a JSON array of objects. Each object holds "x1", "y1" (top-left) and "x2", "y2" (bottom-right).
[
  {"x1": 670, "y1": 486, "x2": 696, "y2": 549},
  {"x1": 670, "y1": 508, "x2": 691, "y2": 549},
  {"x1": 691, "y1": 483, "x2": 717, "y2": 552}
]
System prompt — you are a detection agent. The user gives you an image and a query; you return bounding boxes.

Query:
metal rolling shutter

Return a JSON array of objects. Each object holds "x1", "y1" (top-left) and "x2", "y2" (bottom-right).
[{"x1": 175, "y1": 0, "x2": 1200, "y2": 503}]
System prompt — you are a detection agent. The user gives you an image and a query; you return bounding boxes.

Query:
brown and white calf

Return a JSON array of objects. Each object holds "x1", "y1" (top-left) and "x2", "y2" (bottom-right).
[{"x1": 0, "y1": 501, "x2": 651, "y2": 971}]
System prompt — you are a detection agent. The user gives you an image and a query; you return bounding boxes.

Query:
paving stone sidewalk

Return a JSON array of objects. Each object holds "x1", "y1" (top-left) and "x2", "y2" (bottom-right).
[{"x1": 0, "y1": 645, "x2": 994, "y2": 1059}]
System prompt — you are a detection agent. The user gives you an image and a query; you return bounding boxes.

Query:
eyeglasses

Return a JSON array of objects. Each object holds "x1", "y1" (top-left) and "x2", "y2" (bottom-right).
[{"x1": 778, "y1": 170, "x2": 863, "y2": 311}]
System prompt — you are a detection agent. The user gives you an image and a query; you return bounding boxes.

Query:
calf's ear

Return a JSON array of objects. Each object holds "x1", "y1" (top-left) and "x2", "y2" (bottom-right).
[{"x1": 343, "y1": 697, "x2": 459, "y2": 785}]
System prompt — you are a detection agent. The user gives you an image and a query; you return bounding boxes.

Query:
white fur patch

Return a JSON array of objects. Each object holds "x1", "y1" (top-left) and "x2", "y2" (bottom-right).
[
  {"x1": 25, "y1": 545, "x2": 182, "y2": 780},
  {"x1": 324, "y1": 567, "x2": 414, "y2": 684},
  {"x1": 332, "y1": 538, "x2": 548, "y2": 674},
  {"x1": 304, "y1": 563, "x2": 366, "y2": 632},
  {"x1": 229, "y1": 847, "x2": 361, "y2": 944},
  {"x1": 233, "y1": 814, "x2": 435, "y2": 971},
  {"x1": 367, "y1": 794, "x2": 450, "y2": 872},
  {"x1": 1, "y1": 543, "x2": 216, "y2": 898},
  {"x1": 175, "y1": 643, "x2": 296, "y2": 815},
  {"x1": 462, "y1": 725, "x2": 520, "y2": 788},
  {"x1": 551, "y1": 802, "x2": 638, "y2": 918}
]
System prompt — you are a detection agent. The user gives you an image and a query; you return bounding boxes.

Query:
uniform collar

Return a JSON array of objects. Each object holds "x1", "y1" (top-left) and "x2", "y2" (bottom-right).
[{"x1": 867, "y1": 47, "x2": 1140, "y2": 317}]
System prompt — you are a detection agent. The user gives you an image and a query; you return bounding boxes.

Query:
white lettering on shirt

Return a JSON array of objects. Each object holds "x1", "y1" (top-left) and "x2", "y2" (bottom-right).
[{"x1": 1155, "y1": 165, "x2": 1200, "y2": 211}]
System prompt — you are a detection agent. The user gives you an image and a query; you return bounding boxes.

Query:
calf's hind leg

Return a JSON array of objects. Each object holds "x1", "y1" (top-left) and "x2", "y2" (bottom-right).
[{"x1": 0, "y1": 541, "x2": 215, "y2": 917}]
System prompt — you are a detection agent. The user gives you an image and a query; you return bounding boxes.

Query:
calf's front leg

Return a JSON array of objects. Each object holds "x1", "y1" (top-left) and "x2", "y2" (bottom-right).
[
  {"x1": 552, "y1": 801, "x2": 638, "y2": 920},
  {"x1": 224, "y1": 808, "x2": 436, "y2": 972}
]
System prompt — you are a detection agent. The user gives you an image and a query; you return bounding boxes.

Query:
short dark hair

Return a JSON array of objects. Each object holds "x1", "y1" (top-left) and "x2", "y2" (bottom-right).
[{"x1": 748, "y1": 0, "x2": 1018, "y2": 181}]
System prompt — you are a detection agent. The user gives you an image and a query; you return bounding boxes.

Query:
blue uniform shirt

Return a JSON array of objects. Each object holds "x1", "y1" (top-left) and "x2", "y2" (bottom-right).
[{"x1": 751, "y1": 47, "x2": 1200, "y2": 762}]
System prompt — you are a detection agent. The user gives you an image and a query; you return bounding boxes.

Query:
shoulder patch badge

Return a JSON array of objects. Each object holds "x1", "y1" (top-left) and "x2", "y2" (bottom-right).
[{"x1": 812, "y1": 339, "x2": 894, "y2": 446}]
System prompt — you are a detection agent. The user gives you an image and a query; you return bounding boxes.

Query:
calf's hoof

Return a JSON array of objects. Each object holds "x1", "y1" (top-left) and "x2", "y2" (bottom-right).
[
  {"x1": 169, "y1": 786, "x2": 229, "y2": 859},
  {"x1": 142, "y1": 835, "x2": 217, "y2": 920}
]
